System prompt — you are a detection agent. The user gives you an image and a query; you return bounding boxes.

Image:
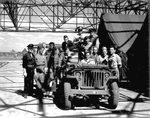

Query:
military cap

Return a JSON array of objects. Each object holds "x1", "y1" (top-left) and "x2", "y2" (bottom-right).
[
  {"x1": 64, "y1": 35, "x2": 68, "y2": 39},
  {"x1": 49, "y1": 42, "x2": 55, "y2": 45},
  {"x1": 27, "y1": 44, "x2": 34, "y2": 49},
  {"x1": 75, "y1": 26, "x2": 83, "y2": 32}
]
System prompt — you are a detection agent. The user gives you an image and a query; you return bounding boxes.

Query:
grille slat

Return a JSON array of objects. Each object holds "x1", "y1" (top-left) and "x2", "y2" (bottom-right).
[{"x1": 82, "y1": 70, "x2": 105, "y2": 88}]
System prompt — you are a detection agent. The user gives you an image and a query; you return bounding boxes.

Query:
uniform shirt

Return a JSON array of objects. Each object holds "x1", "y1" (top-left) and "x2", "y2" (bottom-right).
[
  {"x1": 108, "y1": 54, "x2": 122, "y2": 69},
  {"x1": 89, "y1": 33, "x2": 98, "y2": 42},
  {"x1": 45, "y1": 48, "x2": 55, "y2": 68},
  {"x1": 73, "y1": 34, "x2": 84, "y2": 43},
  {"x1": 80, "y1": 58, "x2": 95, "y2": 65},
  {"x1": 22, "y1": 52, "x2": 35, "y2": 69},
  {"x1": 42, "y1": 48, "x2": 47, "y2": 56},
  {"x1": 62, "y1": 40, "x2": 73, "y2": 52},
  {"x1": 97, "y1": 54, "x2": 108, "y2": 65},
  {"x1": 89, "y1": 33, "x2": 100, "y2": 49},
  {"x1": 91, "y1": 54, "x2": 99, "y2": 64},
  {"x1": 35, "y1": 53, "x2": 47, "y2": 72},
  {"x1": 84, "y1": 42, "x2": 92, "y2": 52}
]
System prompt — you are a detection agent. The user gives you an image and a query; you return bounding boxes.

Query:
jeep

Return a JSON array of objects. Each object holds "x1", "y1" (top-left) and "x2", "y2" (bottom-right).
[{"x1": 53, "y1": 59, "x2": 119, "y2": 110}]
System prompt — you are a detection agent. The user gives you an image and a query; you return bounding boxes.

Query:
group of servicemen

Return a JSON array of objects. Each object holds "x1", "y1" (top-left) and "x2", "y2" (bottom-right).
[
  {"x1": 61, "y1": 26, "x2": 122, "y2": 74},
  {"x1": 22, "y1": 26, "x2": 122, "y2": 99},
  {"x1": 22, "y1": 42, "x2": 57, "y2": 99}
]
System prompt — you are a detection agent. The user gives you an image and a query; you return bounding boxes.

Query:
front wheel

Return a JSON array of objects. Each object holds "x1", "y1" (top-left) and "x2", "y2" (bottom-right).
[
  {"x1": 108, "y1": 82, "x2": 119, "y2": 109},
  {"x1": 53, "y1": 84, "x2": 65, "y2": 110}
]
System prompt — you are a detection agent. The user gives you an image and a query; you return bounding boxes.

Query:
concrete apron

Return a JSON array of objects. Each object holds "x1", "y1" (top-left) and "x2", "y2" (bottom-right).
[{"x1": 0, "y1": 60, "x2": 150, "y2": 118}]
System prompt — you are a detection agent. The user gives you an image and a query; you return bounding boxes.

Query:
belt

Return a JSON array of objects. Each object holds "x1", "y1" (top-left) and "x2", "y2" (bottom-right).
[
  {"x1": 36, "y1": 64, "x2": 45, "y2": 66},
  {"x1": 27, "y1": 65, "x2": 34, "y2": 68}
]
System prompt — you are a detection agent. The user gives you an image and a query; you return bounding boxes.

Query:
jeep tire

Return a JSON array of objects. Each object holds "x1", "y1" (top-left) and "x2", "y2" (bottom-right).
[
  {"x1": 53, "y1": 84, "x2": 65, "y2": 110},
  {"x1": 108, "y1": 81, "x2": 119, "y2": 109}
]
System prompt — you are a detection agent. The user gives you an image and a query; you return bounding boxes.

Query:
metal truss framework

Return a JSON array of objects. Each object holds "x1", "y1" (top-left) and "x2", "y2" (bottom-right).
[{"x1": 0, "y1": 0, "x2": 148, "y2": 32}]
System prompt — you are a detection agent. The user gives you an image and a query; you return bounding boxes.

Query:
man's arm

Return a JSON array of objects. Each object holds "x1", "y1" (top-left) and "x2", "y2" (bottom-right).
[
  {"x1": 22, "y1": 54, "x2": 27, "y2": 77},
  {"x1": 117, "y1": 54, "x2": 122, "y2": 68},
  {"x1": 44, "y1": 56, "x2": 48, "y2": 74}
]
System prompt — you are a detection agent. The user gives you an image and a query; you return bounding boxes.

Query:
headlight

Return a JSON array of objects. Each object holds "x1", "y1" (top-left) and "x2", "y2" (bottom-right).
[
  {"x1": 104, "y1": 72, "x2": 110, "y2": 78},
  {"x1": 74, "y1": 72, "x2": 81, "y2": 80}
]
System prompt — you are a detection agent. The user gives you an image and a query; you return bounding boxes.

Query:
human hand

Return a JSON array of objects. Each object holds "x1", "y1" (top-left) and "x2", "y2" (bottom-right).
[
  {"x1": 44, "y1": 67, "x2": 48, "y2": 74},
  {"x1": 23, "y1": 69, "x2": 27, "y2": 77}
]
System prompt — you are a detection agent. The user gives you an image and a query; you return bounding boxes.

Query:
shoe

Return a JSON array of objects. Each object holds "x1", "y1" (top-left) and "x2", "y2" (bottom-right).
[
  {"x1": 23, "y1": 93, "x2": 28, "y2": 98},
  {"x1": 38, "y1": 111, "x2": 43, "y2": 115},
  {"x1": 28, "y1": 93, "x2": 33, "y2": 96},
  {"x1": 48, "y1": 92, "x2": 54, "y2": 98}
]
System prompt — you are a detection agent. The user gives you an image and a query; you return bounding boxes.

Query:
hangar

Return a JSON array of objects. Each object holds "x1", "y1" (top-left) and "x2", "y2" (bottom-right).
[{"x1": 0, "y1": 0, "x2": 149, "y2": 96}]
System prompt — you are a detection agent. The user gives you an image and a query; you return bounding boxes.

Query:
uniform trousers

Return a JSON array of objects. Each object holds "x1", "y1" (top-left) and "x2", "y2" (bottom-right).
[{"x1": 24, "y1": 68, "x2": 34, "y2": 95}]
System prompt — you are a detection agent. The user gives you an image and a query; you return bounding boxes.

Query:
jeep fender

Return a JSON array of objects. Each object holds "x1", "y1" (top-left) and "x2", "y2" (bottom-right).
[
  {"x1": 106, "y1": 76, "x2": 119, "y2": 86},
  {"x1": 63, "y1": 75, "x2": 78, "y2": 88}
]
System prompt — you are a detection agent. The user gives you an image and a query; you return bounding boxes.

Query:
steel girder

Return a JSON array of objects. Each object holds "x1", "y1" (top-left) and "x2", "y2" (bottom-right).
[{"x1": 0, "y1": 0, "x2": 148, "y2": 32}]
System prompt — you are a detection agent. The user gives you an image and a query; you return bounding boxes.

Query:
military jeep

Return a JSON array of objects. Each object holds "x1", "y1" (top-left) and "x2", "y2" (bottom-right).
[{"x1": 53, "y1": 60, "x2": 119, "y2": 110}]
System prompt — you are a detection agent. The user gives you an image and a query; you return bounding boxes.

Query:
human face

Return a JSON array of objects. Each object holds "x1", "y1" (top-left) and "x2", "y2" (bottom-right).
[
  {"x1": 78, "y1": 30, "x2": 82, "y2": 35},
  {"x1": 64, "y1": 37, "x2": 68, "y2": 42},
  {"x1": 49, "y1": 44, "x2": 54, "y2": 49},
  {"x1": 93, "y1": 47, "x2": 98, "y2": 53},
  {"x1": 39, "y1": 48, "x2": 44, "y2": 55},
  {"x1": 28, "y1": 48, "x2": 33, "y2": 53},
  {"x1": 86, "y1": 38, "x2": 90, "y2": 43},
  {"x1": 102, "y1": 47, "x2": 107, "y2": 55},
  {"x1": 86, "y1": 52, "x2": 91, "y2": 59},
  {"x1": 109, "y1": 47, "x2": 115, "y2": 55},
  {"x1": 43, "y1": 43, "x2": 46, "y2": 49}
]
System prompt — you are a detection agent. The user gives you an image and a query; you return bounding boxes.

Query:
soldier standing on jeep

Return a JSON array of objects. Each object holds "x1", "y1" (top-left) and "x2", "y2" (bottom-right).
[
  {"x1": 73, "y1": 26, "x2": 85, "y2": 61},
  {"x1": 88, "y1": 28, "x2": 100, "y2": 50},
  {"x1": 73, "y1": 26, "x2": 84, "y2": 44}
]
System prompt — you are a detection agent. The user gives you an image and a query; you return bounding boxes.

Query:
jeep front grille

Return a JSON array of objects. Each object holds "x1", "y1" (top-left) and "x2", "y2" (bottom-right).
[{"x1": 81, "y1": 70, "x2": 106, "y2": 88}]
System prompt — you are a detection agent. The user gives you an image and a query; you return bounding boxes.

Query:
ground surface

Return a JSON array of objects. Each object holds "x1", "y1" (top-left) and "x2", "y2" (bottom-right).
[{"x1": 0, "y1": 60, "x2": 150, "y2": 118}]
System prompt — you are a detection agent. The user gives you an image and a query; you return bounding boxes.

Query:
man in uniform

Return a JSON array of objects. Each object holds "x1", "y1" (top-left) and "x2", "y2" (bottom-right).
[
  {"x1": 97, "y1": 46, "x2": 108, "y2": 65},
  {"x1": 89, "y1": 28, "x2": 100, "y2": 50},
  {"x1": 73, "y1": 26, "x2": 85, "y2": 61},
  {"x1": 22, "y1": 44, "x2": 35, "y2": 98},
  {"x1": 91, "y1": 46, "x2": 99, "y2": 64},
  {"x1": 42, "y1": 42, "x2": 47, "y2": 55},
  {"x1": 34, "y1": 44, "x2": 48, "y2": 99},
  {"x1": 108, "y1": 46, "x2": 122, "y2": 79},
  {"x1": 61, "y1": 35, "x2": 73, "y2": 52},
  {"x1": 73, "y1": 26, "x2": 84, "y2": 44},
  {"x1": 45, "y1": 42, "x2": 57, "y2": 96}
]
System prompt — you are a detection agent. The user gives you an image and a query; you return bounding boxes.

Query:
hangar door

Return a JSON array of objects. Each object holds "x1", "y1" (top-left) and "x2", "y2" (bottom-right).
[{"x1": 98, "y1": 13, "x2": 148, "y2": 95}]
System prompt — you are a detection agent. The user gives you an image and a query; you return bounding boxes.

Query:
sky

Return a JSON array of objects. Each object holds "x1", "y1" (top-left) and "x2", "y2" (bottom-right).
[{"x1": 0, "y1": 32, "x2": 77, "y2": 52}]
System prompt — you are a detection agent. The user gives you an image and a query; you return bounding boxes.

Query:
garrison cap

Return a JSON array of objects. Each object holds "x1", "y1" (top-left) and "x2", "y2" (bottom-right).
[
  {"x1": 75, "y1": 26, "x2": 83, "y2": 32},
  {"x1": 64, "y1": 35, "x2": 68, "y2": 39},
  {"x1": 27, "y1": 44, "x2": 34, "y2": 49}
]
